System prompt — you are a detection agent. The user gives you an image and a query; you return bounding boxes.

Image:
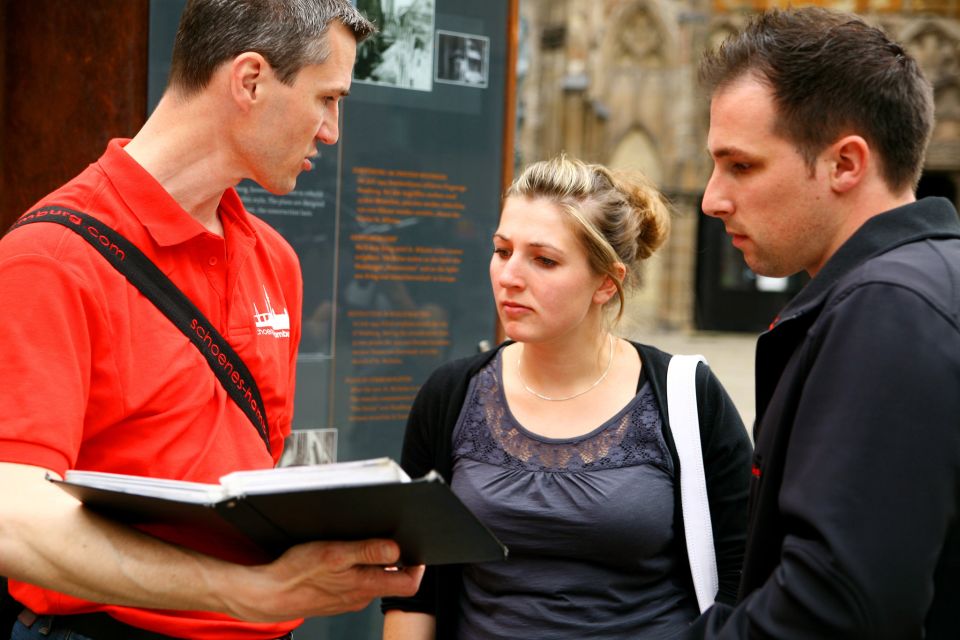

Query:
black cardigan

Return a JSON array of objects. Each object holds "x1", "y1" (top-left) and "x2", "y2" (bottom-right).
[{"x1": 382, "y1": 341, "x2": 752, "y2": 638}]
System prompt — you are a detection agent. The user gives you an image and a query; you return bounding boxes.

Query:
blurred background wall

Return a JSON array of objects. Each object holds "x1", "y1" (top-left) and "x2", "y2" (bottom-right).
[
  {"x1": 513, "y1": 0, "x2": 960, "y2": 333},
  {"x1": 1, "y1": 0, "x2": 957, "y2": 335}
]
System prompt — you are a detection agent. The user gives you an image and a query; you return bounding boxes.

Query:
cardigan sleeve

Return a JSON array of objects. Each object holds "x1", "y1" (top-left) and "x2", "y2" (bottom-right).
[
  {"x1": 398, "y1": 367, "x2": 452, "y2": 481},
  {"x1": 380, "y1": 367, "x2": 452, "y2": 616},
  {"x1": 696, "y1": 362, "x2": 753, "y2": 605},
  {"x1": 381, "y1": 351, "x2": 494, "y2": 620}
]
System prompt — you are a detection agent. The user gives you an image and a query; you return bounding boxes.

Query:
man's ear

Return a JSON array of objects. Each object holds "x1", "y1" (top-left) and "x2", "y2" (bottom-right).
[
  {"x1": 828, "y1": 135, "x2": 870, "y2": 194},
  {"x1": 230, "y1": 52, "x2": 269, "y2": 110}
]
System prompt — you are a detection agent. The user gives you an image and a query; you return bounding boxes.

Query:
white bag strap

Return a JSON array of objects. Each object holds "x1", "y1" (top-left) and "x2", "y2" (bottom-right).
[{"x1": 667, "y1": 354, "x2": 718, "y2": 613}]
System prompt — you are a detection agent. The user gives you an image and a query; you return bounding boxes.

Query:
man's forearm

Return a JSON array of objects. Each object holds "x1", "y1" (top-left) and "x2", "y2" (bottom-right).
[
  {"x1": 0, "y1": 463, "x2": 243, "y2": 613},
  {"x1": 0, "y1": 462, "x2": 423, "y2": 621}
]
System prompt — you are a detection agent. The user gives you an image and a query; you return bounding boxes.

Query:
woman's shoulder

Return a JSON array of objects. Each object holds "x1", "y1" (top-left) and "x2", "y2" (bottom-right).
[
  {"x1": 630, "y1": 340, "x2": 673, "y2": 364},
  {"x1": 629, "y1": 340, "x2": 673, "y2": 383},
  {"x1": 630, "y1": 340, "x2": 724, "y2": 387},
  {"x1": 629, "y1": 340, "x2": 736, "y2": 430}
]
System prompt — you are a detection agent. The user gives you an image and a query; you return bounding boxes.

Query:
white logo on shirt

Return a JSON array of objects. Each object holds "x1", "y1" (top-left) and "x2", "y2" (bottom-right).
[{"x1": 254, "y1": 286, "x2": 290, "y2": 338}]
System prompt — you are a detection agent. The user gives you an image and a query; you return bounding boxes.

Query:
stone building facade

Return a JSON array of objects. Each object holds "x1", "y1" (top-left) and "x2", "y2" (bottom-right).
[{"x1": 515, "y1": 0, "x2": 960, "y2": 333}]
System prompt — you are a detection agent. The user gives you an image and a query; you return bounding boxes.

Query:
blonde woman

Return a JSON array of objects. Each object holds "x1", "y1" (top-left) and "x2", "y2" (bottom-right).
[{"x1": 382, "y1": 155, "x2": 751, "y2": 639}]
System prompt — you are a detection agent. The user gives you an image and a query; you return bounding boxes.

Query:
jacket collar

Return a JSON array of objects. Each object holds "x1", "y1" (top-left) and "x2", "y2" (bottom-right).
[{"x1": 771, "y1": 197, "x2": 960, "y2": 328}]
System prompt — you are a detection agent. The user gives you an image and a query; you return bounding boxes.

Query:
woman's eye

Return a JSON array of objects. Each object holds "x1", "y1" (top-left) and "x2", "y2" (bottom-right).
[{"x1": 536, "y1": 256, "x2": 558, "y2": 267}]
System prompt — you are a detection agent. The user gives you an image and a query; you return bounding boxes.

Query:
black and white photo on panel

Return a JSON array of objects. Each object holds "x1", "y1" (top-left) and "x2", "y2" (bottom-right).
[
  {"x1": 354, "y1": 0, "x2": 436, "y2": 91},
  {"x1": 435, "y1": 30, "x2": 489, "y2": 88}
]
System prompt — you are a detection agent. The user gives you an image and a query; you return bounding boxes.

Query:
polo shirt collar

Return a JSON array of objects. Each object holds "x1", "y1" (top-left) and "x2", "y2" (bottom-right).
[{"x1": 98, "y1": 138, "x2": 257, "y2": 247}]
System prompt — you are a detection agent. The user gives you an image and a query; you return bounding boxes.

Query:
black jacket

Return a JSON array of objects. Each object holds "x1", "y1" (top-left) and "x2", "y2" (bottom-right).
[
  {"x1": 691, "y1": 197, "x2": 960, "y2": 639},
  {"x1": 382, "y1": 341, "x2": 752, "y2": 638}
]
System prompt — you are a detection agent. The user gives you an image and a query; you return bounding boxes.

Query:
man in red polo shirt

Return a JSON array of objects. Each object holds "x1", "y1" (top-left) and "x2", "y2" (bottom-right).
[{"x1": 0, "y1": 1, "x2": 422, "y2": 639}]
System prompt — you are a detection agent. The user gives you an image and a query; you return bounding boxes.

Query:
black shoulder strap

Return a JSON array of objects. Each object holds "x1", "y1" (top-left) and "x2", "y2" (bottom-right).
[{"x1": 8, "y1": 205, "x2": 272, "y2": 454}]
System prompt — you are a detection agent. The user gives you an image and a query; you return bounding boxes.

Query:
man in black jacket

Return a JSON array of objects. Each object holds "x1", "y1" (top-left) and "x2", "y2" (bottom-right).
[{"x1": 691, "y1": 7, "x2": 960, "y2": 638}]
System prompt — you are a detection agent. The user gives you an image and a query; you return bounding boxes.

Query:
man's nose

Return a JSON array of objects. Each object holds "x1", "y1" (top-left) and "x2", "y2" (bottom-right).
[
  {"x1": 701, "y1": 169, "x2": 731, "y2": 218},
  {"x1": 317, "y1": 108, "x2": 340, "y2": 146}
]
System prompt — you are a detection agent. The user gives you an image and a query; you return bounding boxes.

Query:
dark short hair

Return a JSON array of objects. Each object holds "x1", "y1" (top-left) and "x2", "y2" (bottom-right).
[
  {"x1": 169, "y1": 0, "x2": 376, "y2": 95},
  {"x1": 699, "y1": 7, "x2": 934, "y2": 192}
]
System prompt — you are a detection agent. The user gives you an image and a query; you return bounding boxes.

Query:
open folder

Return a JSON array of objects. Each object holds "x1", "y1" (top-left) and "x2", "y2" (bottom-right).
[{"x1": 51, "y1": 457, "x2": 507, "y2": 566}]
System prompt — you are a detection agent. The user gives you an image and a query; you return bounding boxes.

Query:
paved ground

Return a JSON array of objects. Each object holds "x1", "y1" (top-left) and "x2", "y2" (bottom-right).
[{"x1": 627, "y1": 329, "x2": 759, "y2": 430}]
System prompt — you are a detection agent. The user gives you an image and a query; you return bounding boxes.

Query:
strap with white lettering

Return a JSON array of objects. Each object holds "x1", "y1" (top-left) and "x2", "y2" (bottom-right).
[{"x1": 9, "y1": 205, "x2": 272, "y2": 454}]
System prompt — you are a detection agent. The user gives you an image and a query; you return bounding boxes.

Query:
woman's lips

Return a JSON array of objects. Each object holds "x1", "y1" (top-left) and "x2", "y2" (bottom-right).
[{"x1": 500, "y1": 301, "x2": 531, "y2": 318}]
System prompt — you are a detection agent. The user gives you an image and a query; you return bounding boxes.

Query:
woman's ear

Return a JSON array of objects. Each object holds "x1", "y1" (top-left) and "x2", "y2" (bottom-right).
[{"x1": 593, "y1": 263, "x2": 626, "y2": 306}]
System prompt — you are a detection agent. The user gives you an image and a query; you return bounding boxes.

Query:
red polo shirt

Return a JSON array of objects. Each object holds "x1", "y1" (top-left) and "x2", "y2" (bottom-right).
[{"x1": 0, "y1": 139, "x2": 303, "y2": 638}]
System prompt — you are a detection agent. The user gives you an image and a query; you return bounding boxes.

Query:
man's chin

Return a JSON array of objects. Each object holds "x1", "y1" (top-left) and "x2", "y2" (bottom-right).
[
  {"x1": 741, "y1": 254, "x2": 773, "y2": 278},
  {"x1": 260, "y1": 179, "x2": 297, "y2": 197},
  {"x1": 746, "y1": 259, "x2": 794, "y2": 280}
]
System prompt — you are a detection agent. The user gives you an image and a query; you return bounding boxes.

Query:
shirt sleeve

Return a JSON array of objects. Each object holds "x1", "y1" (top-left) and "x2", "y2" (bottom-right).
[{"x1": 0, "y1": 248, "x2": 101, "y2": 475}]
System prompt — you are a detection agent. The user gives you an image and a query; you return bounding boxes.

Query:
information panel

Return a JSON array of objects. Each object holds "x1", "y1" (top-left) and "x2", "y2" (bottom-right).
[
  {"x1": 149, "y1": 0, "x2": 511, "y2": 635},
  {"x1": 334, "y1": 2, "x2": 508, "y2": 461}
]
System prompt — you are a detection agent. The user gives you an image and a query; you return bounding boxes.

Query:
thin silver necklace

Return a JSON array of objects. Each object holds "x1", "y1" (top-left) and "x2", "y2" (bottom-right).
[{"x1": 516, "y1": 334, "x2": 615, "y2": 402}]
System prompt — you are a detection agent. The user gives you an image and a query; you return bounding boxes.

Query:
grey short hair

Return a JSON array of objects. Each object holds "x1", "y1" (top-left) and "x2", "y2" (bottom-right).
[{"x1": 169, "y1": 0, "x2": 376, "y2": 94}]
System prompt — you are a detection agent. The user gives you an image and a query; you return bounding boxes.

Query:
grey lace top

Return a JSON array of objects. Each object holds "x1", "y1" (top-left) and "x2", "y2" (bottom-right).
[{"x1": 450, "y1": 350, "x2": 700, "y2": 639}]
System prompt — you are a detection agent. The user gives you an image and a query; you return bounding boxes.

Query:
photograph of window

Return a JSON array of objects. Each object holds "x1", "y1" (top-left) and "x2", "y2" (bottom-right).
[{"x1": 435, "y1": 30, "x2": 489, "y2": 89}]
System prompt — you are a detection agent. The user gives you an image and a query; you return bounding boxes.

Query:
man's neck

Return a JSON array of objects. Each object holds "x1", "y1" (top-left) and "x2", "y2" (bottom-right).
[
  {"x1": 808, "y1": 183, "x2": 916, "y2": 278},
  {"x1": 124, "y1": 91, "x2": 243, "y2": 236},
  {"x1": 839, "y1": 184, "x2": 916, "y2": 244}
]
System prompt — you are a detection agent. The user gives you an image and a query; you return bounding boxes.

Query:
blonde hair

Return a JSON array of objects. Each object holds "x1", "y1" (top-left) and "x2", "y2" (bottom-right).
[{"x1": 505, "y1": 154, "x2": 670, "y2": 321}]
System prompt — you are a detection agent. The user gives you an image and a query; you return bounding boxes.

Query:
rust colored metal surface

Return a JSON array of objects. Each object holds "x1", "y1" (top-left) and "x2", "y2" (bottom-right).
[{"x1": 1, "y1": 0, "x2": 149, "y2": 230}]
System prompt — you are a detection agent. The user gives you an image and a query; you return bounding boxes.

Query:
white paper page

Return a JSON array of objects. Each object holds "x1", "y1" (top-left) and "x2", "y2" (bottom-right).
[
  {"x1": 62, "y1": 470, "x2": 227, "y2": 504},
  {"x1": 219, "y1": 457, "x2": 411, "y2": 496}
]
